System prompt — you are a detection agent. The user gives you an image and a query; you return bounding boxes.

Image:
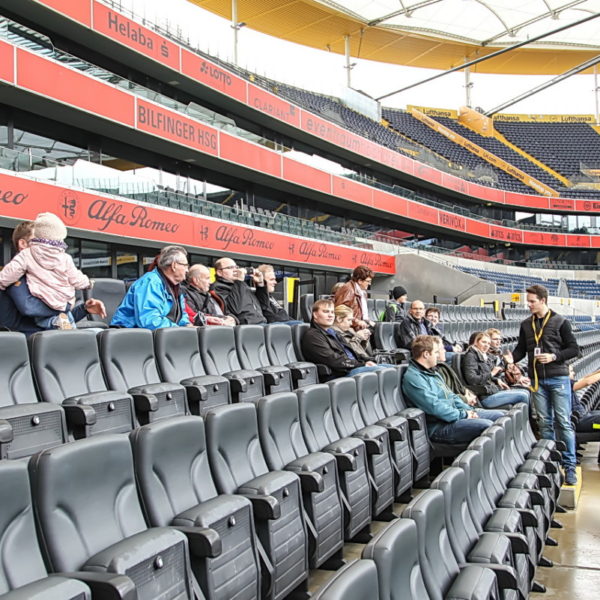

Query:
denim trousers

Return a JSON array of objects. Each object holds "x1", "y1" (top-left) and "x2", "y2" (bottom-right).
[
  {"x1": 481, "y1": 388, "x2": 530, "y2": 409},
  {"x1": 348, "y1": 364, "x2": 396, "y2": 376},
  {"x1": 430, "y1": 416, "x2": 494, "y2": 444},
  {"x1": 533, "y1": 376, "x2": 576, "y2": 470}
]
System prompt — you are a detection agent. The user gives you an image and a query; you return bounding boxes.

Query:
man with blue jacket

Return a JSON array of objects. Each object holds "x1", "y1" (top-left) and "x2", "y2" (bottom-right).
[
  {"x1": 402, "y1": 335, "x2": 503, "y2": 444},
  {"x1": 112, "y1": 245, "x2": 190, "y2": 330}
]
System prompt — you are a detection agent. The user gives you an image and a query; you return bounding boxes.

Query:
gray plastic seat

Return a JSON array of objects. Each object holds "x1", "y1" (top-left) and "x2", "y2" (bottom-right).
[
  {"x1": 0, "y1": 460, "x2": 91, "y2": 599},
  {"x1": 0, "y1": 332, "x2": 67, "y2": 460},
  {"x1": 362, "y1": 518, "x2": 430, "y2": 600},
  {"x1": 296, "y1": 384, "x2": 372, "y2": 541},
  {"x1": 153, "y1": 327, "x2": 230, "y2": 416},
  {"x1": 85, "y1": 278, "x2": 127, "y2": 325},
  {"x1": 29, "y1": 435, "x2": 197, "y2": 599},
  {"x1": 328, "y1": 377, "x2": 395, "y2": 519},
  {"x1": 235, "y1": 325, "x2": 292, "y2": 394},
  {"x1": 198, "y1": 327, "x2": 265, "y2": 403},
  {"x1": 311, "y1": 559, "x2": 379, "y2": 600},
  {"x1": 29, "y1": 330, "x2": 136, "y2": 438},
  {"x1": 372, "y1": 323, "x2": 409, "y2": 363},
  {"x1": 205, "y1": 403, "x2": 309, "y2": 600},
  {"x1": 378, "y1": 366, "x2": 431, "y2": 484},
  {"x1": 354, "y1": 370, "x2": 413, "y2": 500},
  {"x1": 98, "y1": 328, "x2": 188, "y2": 424},
  {"x1": 255, "y1": 392, "x2": 344, "y2": 568},
  {"x1": 130, "y1": 416, "x2": 261, "y2": 600},
  {"x1": 264, "y1": 323, "x2": 318, "y2": 387},
  {"x1": 402, "y1": 490, "x2": 500, "y2": 600}
]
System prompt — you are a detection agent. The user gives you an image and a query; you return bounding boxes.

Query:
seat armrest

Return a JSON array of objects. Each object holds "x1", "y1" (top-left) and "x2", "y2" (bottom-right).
[
  {"x1": 131, "y1": 393, "x2": 158, "y2": 413},
  {"x1": 239, "y1": 494, "x2": 280, "y2": 520},
  {"x1": 462, "y1": 563, "x2": 518, "y2": 590},
  {"x1": 61, "y1": 571, "x2": 136, "y2": 599},
  {"x1": 180, "y1": 380, "x2": 208, "y2": 403},
  {"x1": 0, "y1": 419, "x2": 12, "y2": 443},
  {"x1": 330, "y1": 451, "x2": 356, "y2": 472},
  {"x1": 354, "y1": 434, "x2": 382, "y2": 455},
  {"x1": 316, "y1": 364, "x2": 332, "y2": 379},
  {"x1": 224, "y1": 374, "x2": 248, "y2": 394},
  {"x1": 467, "y1": 532, "x2": 512, "y2": 566},
  {"x1": 286, "y1": 457, "x2": 325, "y2": 493},
  {"x1": 501, "y1": 531, "x2": 530, "y2": 554},
  {"x1": 399, "y1": 408, "x2": 424, "y2": 429},
  {"x1": 172, "y1": 525, "x2": 222, "y2": 559},
  {"x1": 446, "y1": 565, "x2": 498, "y2": 600},
  {"x1": 61, "y1": 403, "x2": 97, "y2": 425}
]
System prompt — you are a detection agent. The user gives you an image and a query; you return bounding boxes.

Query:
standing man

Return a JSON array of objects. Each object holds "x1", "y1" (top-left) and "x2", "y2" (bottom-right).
[{"x1": 512, "y1": 284, "x2": 579, "y2": 485}]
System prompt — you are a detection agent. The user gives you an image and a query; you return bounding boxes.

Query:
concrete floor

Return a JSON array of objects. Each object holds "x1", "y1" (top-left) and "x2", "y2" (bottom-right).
[
  {"x1": 531, "y1": 442, "x2": 600, "y2": 600},
  {"x1": 308, "y1": 442, "x2": 600, "y2": 598}
]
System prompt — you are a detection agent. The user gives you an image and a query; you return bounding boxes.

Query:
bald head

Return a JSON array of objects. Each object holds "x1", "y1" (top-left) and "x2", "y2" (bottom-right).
[
  {"x1": 409, "y1": 300, "x2": 425, "y2": 321},
  {"x1": 188, "y1": 263, "x2": 211, "y2": 292}
]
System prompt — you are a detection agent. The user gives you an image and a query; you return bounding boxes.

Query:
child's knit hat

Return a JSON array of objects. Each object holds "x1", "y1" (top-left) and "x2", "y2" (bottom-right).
[{"x1": 34, "y1": 212, "x2": 68, "y2": 241}]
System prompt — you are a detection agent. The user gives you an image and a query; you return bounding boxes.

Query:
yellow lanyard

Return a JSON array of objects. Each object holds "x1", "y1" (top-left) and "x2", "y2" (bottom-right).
[{"x1": 529, "y1": 310, "x2": 552, "y2": 392}]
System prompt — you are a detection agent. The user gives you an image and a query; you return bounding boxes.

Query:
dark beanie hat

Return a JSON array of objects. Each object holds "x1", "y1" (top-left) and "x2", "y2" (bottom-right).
[{"x1": 392, "y1": 285, "x2": 407, "y2": 299}]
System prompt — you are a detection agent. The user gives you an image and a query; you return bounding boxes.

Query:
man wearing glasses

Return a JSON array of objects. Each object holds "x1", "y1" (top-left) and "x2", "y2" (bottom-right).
[
  {"x1": 111, "y1": 245, "x2": 191, "y2": 329},
  {"x1": 211, "y1": 257, "x2": 267, "y2": 325}
]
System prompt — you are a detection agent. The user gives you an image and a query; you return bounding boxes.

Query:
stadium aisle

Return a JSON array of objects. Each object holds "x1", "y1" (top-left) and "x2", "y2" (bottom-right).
[{"x1": 532, "y1": 442, "x2": 600, "y2": 599}]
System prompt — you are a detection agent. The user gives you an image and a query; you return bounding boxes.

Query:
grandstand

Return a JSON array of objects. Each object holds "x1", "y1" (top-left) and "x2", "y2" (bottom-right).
[{"x1": 1, "y1": 1, "x2": 600, "y2": 599}]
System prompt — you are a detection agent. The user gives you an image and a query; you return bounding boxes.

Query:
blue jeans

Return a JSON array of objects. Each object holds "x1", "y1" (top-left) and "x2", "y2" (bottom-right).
[
  {"x1": 481, "y1": 389, "x2": 530, "y2": 409},
  {"x1": 348, "y1": 364, "x2": 396, "y2": 376},
  {"x1": 430, "y1": 409, "x2": 504, "y2": 444},
  {"x1": 533, "y1": 376, "x2": 576, "y2": 470}
]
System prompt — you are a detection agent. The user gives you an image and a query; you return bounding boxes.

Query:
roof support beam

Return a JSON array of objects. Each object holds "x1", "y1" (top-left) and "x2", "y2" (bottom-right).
[
  {"x1": 376, "y1": 10, "x2": 600, "y2": 101},
  {"x1": 485, "y1": 53, "x2": 600, "y2": 116}
]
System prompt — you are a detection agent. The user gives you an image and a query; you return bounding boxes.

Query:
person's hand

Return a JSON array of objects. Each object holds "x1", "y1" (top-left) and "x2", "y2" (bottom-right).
[
  {"x1": 365, "y1": 360, "x2": 376, "y2": 367},
  {"x1": 356, "y1": 328, "x2": 371, "y2": 341},
  {"x1": 536, "y1": 353, "x2": 555, "y2": 364},
  {"x1": 491, "y1": 365, "x2": 503, "y2": 376},
  {"x1": 368, "y1": 320, "x2": 375, "y2": 328},
  {"x1": 519, "y1": 376, "x2": 531, "y2": 386},
  {"x1": 498, "y1": 380, "x2": 510, "y2": 390},
  {"x1": 502, "y1": 350, "x2": 514, "y2": 364},
  {"x1": 223, "y1": 316, "x2": 237, "y2": 326},
  {"x1": 465, "y1": 390, "x2": 478, "y2": 406},
  {"x1": 356, "y1": 320, "x2": 368, "y2": 330},
  {"x1": 252, "y1": 270, "x2": 264, "y2": 286},
  {"x1": 453, "y1": 344, "x2": 462, "y2": 352},
  {"x1": 85, "y1": 298, "x2": 107, "y2": 318},
  {"x1": 235, "y1": 267, "x2": 246, "y2": 281},
  {"x1": 185, "y1": 323, "x2": 196, "y2": 328},
  {"x1": 467, "y1": 410, "x2": 479, "y2": 419}
]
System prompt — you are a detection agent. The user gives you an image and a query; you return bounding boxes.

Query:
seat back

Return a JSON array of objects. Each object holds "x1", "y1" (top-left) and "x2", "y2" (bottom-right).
[
  {"x1": 377, "y1": 366, "x2": 405, "y2": 415},
  {"x1": 130, "y1": 416, "x2": 219, "y2": 526},
  {"x1": 29, "y1": 435, "x2": 148, "y2": 573},
  {"x1": 296, "y1": 384, "x2": 340, "y2": 452},
  {"x1": 292, "y1": 323, "x2": 310, "y2": 360},
  {"x1": 402, "y1": 489, "x2": 462, "y2": 600},
  {"x1": 154, "y1": 327, "x2": 207, "y2": 381},
  {"x1": 256, "y1": 393, "x2": 310, "y2": 470},
  {"x1": 205, "y1": 403, "x2": 269, "y2": 494},
  {"x1": 362, "y1": 518, "x2": 430, "y2": 600},
  {"x1": 235, "y1": 325, "x2": 271, "y2": 370},
  {"x1": 373, "y1": 322, "x2": 396, "y2": 352},
  {"x1": 29, "y1": 330, "x2": 108, "y2": 402},
  {"x1": 198, "y1": 326, "x2": 243, "y2": 375},
  {"x1": 87, "y1": 278, "x2": 127, "y2": 324},
  {"x1": 98, "y1": 329, "x2": 161, "y2": 390},
  {"x1": 265, "y1": 323, "x2": 298, "y2": 365},
  {"x1": 374, "y1": 299, "x2": 387, "y2": 322},
  {"x1": 354, "y1": 371, "x2": 387, "y2": 424},
  {"x1": 0, "y1": 461, "x2": 51, "y2": 592},
  {"x1": 328, "y1": 377, "x2": 366, "y2": 437},
  {"x1": 0, "y1": 332, "x2": 38, "y2": 406},
  {"x1": 298, "y1": 294, "x2": 313, "y2": 323},
  {"x1": 312, "y1": 559, "x2": 379, "y2": 600},
  {"x1": 366, "y1": 298, "x2": 376, "y2": 322}
]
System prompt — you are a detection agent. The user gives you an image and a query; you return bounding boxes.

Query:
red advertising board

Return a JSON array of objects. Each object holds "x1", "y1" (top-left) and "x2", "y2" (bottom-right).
[
  {"x1": 332, "y1": 178, "x2": 373, "y2": 206},
  {"x1": 283, "y1": 158, "x2": 331, "y2": 194},
  {"x1": 372, "y1": 189, "x2": 407, "y2": 216},
  {"x1": 489, "y1": 226, "x2": 524, "y2": 244},
  {"x1": 16, "y1": 49, "x2": 135, "y2": 126},
  {"x1": 407, "y1": 201, "x2": 438, "y2": 225},
  {"x1": 219, "y1": 133, "x2": 282, "y2": 178},
  {"x1": 247, "y1": 85, "x2": 301, "y2": 128},
  {"x1": 92, "y1": 2, "x2": 180, "y2": 70},
  {"x1": 36, "y1": 0, "x2": 92, "y2": 26},
  {"x1": 575, "y1": 199, "x2": 600, "y2": 213},
  {"x1": 465, "y1": 219, "x2": 490, "y2": 238},
  {"x1": 0, "y1": 172, "x2": 395, "y2": 273},
  {"x1": 438, "y1": 210, "x2": 467, "y2": 232},
  {"x1": 181, "y1": 50, "x2": 247, "y2": 102},
  {"x1": 0, "y1": 40, "x2": 15, "y2": 84},
  {"x1": 136, "y1": 99, "x2": 219, "y2": 156}
]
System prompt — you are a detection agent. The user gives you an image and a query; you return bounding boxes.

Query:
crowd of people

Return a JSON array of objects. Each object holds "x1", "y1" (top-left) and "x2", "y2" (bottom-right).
[{"x1": 0, "y1": 216, "x2": 595, "y2": 487}]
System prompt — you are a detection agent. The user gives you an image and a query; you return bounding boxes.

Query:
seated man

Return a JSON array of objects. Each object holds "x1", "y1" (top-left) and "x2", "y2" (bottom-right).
[
  {"x1": 301, "y1": 299, "x2": 391, "y2": 380},
  {"x1": 570, "y1": 365, "x2": 600, "y2": 436},
  {"x1": 182, "y1": 264, "x2": 236, "y2": 326},
  {"x1": 211, "y1": 257, "x2": 266, "y2": 325},
  {"x1": 255, "y1": 264, "x2": 301, "y2": 325},
  {"x1": 397, "y1": 300, "x2": 433, "y2": 349},
  {"x1": 383, "y1": 285, "x2": 408, "y2": 322},
  {"x1": 111, "y1": 245, "x2": 190, "y2": 330},
  {"x1": 402, "y1": 335, "x2": 504, "y2": 444},
  {"x1": 425, "y1": 307, "x2": 462, "y2": 353}
]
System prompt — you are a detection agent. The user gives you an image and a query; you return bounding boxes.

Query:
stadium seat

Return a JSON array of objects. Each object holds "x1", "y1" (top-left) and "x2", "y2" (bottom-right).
[
  {"x1": 296, "y1": 384, "x2": 372, "y2": 541},
  {"x1": 298, "y1": 294, "x2": 313, "y2": 323},
  {"x1": 205, "y1": 403, "x2": 309, "y2": 600},
  {"x1": 130, "y1": 416, "x2": 261, "y2": 600},
  {"x1": 311, "y1": 559, "x2": 379, "y2": 600},
  {"x1": 98, "y1": 329, "x2": 189, "y2": 424},
  {"x1": 255, "y1": 392, "x2": 345, "y2": 568},
  {"x1": 264, "y1": 323, "x2": 318, "y2": 387},
  {"x1": 0, "y1": 460, "x2": 92, "y2": 599},
  {"x1": 372, "y1": 322, "x2": 410, "y2": 363},
  {"x1": 153, "y1": 327, "x2": 231, "y2": 416},
  {"x1": 0, "y1": 332, "x2": 67, "y2": 460},
  {"x1": 29, "y1": 435, "x2": 197, "y2": 599},
  {"x1": 198, "y1": 326, "x2": 265, "y2": 403},
  {"x1": 29, "y1": 330, "x2": 136, "y2": 438},
  {"x1": 85, "y1": 278, "x2": 127, "y2": 325},
  {"x1": 235, "y1": 325, "x2": 293, "y2": 394},
  {"x1": 327, "y1": 377, "x2": 395, "y2": 519}
]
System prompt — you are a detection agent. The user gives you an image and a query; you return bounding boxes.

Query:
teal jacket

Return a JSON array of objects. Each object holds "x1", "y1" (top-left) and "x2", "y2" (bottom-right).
[{"x1": 402, "y1": 359, "x2": 471, "y2": 434}]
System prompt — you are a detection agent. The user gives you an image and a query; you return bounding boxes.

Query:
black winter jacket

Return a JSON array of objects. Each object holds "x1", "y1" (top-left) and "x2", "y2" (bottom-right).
[
  {"x1": 211, "y1": 277, "x2": 266, "y2": 325},
  {"x1": 397, "y1": 314, "x2": 434, "y2": 349},
  {"x1": 461, "y1": 347, "x2": 500, "y2": 397},
  {"x1": 255, "y1": 285, "x2": 291, "y2": 323}
]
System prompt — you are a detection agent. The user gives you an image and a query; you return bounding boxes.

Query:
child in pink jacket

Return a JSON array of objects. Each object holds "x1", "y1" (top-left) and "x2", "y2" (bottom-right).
[{"x1": 0, "y1": 212, "x2": 91, "y2": 329}]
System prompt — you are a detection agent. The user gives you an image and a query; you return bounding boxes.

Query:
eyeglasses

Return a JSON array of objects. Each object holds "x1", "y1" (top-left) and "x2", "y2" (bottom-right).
[
  {"x1": 220, "y1": 265, "x2": 238, "y2": 270},
  {"x1": 176, "y1": 261, "x2": 189, "y2": 267}
]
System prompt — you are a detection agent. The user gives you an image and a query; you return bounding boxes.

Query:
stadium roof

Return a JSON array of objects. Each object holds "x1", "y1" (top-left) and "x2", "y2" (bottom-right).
[{"x1": 191, "y1": 0, "x2": 600, "y2": 74}]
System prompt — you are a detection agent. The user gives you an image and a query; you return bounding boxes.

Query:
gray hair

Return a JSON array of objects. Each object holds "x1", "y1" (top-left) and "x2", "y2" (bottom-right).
[{"x1": 157, "y1": 245, "x2": 187, "y2": 269}]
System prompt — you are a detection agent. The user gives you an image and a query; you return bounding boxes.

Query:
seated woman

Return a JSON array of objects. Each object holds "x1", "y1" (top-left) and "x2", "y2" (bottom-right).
[{"x1": 461, "y1": 331, "x2": 530, "y2": 409}]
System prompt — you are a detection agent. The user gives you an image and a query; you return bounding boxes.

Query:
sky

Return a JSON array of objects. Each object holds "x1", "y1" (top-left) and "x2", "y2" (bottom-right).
[{"x1": 119, "y1": 0, "x2": 600, "y2": 117}]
